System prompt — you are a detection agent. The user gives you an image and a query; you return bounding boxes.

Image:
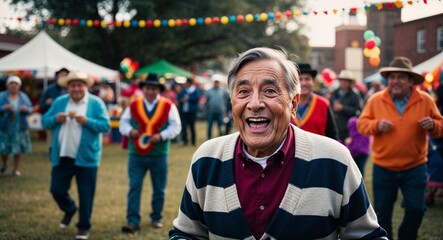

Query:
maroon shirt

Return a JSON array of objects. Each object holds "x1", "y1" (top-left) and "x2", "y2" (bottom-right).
[{"x1": 234, "y1": 127, "x2": 295, "y2": 239}]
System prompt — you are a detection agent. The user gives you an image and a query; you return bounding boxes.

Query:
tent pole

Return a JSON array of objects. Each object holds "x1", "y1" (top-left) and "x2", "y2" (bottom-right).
[{"x1": 43, "y1": 66, "x2": 48, "y2": 90}]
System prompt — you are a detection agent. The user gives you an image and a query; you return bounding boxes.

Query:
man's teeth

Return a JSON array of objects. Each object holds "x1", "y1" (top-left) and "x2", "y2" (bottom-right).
[{"x1": 249, "y1": 118, "x2": 267, "y2": 122}]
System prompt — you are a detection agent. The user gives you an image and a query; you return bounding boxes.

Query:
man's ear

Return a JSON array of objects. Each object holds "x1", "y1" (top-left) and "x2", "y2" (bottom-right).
[{"x1": 291, "y1": 93, "x2": 300, "y2": 117}]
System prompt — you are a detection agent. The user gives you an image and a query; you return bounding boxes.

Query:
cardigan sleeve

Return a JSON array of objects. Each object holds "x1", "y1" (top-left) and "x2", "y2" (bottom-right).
[{"x1": 83, "y1": 97, "x2": 110, "y2": 133}]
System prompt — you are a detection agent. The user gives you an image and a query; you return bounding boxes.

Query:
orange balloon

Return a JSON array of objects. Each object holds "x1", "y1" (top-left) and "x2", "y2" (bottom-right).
[{"x1": 369, "y1": 56, "x2": 380, "y2": 67}]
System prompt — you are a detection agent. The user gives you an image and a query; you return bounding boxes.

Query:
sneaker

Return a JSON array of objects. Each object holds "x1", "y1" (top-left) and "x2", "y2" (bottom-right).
[
  {"x1": 121, "y1": 224, "x2": 140, "y2": 234},
  {"x1": 0, "y1": 166, "x2": 7, "y2": 175},
  {"x1": 151, "y1": 221, "x2": 163, "y2": 229},
  {"x1": 75, "y1": 228, "x2": 90, "y2": 240},
  {"x1": 12, "y1": 170, "x2": 21, "y2": 176},
  {"x1": 60, "y1": 207, "x2": 77, "y2": 229}
]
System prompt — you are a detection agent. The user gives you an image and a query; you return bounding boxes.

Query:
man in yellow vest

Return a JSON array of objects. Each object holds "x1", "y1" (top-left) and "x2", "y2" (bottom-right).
[{"x1": 119, "y1": 73, "x2": 181, "y2": 233}]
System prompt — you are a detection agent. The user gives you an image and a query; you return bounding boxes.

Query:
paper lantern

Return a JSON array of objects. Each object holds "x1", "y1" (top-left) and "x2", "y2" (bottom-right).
[
  {"x1": 161, "y1": 19, "x2": 168, "y2": 27},
  {"x1": 260, "y1": 13, "x2": 268, "y2": 21},
  {"x1": 189, "y1": 18, "x2": 197, "y2": 26},
  {"x1": 237, "y1": 15, "x2": 244, "y2": 23},
  {"x1": 93, "y1": 20, "x2": 100, "y2": 27},
  {"x1": 245, "y1": 14, "x2": 254, "y2": 22},
  {"x1": 115, "y1": 21, "x2": 122, "y2": 27},
  {"x1": 65, "y1": 19, "x2": 72, "y2": 26},
  {"x1": 294, "y1": 10, "x2": 302, "y2": 17},
  {"x1": 212, "y1": 17, "x2": 219, "y2": 24},
  {"x1": 72, "y1": 19, "x2": 79, "y2": 26},
  {"x1": 80, "y1": 19, "x2": 86, "y2": 26},
  {"x1": 204, "y1": 17, "x2": 212, "y2": 25},
  {"x1": 275, "y1": 11, "x2": 282, "y2": 19},
  {"x1": 220, "y1": 16, "x2": 229, "y2": 25},
  {"x1": 267, "y1": 12, "x2": 275, "y2": 20},
  {"x1": 100, "y1": 20, "x2": 107, "y2": 28},
  {"x1": 285, "y1": 10, "x2": 293, "y2": 18},
  {"x1": 181, "y1": 19, "x2": 188, "y2": 26},
  {"x1": 86, "y1": 20, "x2": 93, "y2": 27},
  {"x1": 122, "y1": 21, "x2": 130, "y2": 28},
  {"x1": 369, "y1": 56, "x2": 380, "y2": 67},
  {"x1": 58, "y1": 19, "x2": 65, "y2": 26},
  {"x1": 197, "y1": 17, "x2": 204, "y2": 25},
  {"x1": 229, "y1": 15, "x2": 236, "y2": 22},
  {"x1": 153, "y1": 19, "x2": 161, "y2": 27},
  {"x1": 168, "y1": 19, "x2": 175, "y2": 27},
  {"x1": 175, "y1": 19, "x2": 182, "y2": 27},
  {"x1": 146, "y1": 20, "x2": 153, "y2": 27},
  {"x1": 138, "y1": 20, "x2": 146, "y2": 28},
  {"x1": 363, "y1": 30, "x2": 375, "y2": 40}
]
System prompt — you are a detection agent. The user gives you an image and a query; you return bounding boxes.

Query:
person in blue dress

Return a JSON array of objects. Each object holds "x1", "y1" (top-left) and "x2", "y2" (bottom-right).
[{"x1": 0, "y1": 75, "x2": 33, "y2": 176}]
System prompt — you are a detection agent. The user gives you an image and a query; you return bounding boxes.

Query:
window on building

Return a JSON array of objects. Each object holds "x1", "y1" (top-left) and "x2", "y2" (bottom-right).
[
  {"x1": 417, "y1": 29, "x2": 426, "y2": 53},
  {"x1": 437, "y1": 27, "x2": 443, "y2": 51}
]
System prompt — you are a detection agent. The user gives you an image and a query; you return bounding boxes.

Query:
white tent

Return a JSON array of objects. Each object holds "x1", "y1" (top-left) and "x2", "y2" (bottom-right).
[
  {"x1": 0, "y1": 31, "x2": 120, "y2": 89},
  {"x1": 364, "y1": 51, "x2": 443, "y2": 83}
]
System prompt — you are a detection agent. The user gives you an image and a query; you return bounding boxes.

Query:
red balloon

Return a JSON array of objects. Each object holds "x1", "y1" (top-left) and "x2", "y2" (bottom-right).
[
  {"x1": 365, "y1": 39, "x2": 376, "y2": 50},
  {"x1": 72, "y1": 19, "x2": 79, "y2": 26},
  {"x1": 321, "y1": 68, "x2": 336, "y2": 86},
  {"x1": 182, "y1": 19, "x2": 189, "y2": 26},
  {"x1": 237, "y1": 15, "x2": 244, "y2": 23},
  {"x1": 212, "y1": 17, "x2": 220, "y2": 24},
  {"x1": 146, "y1": 20, "x2": 153, "y2": 27},
  {"x1": 93, "y1": 20, "x2": 100, "y2": 27}
]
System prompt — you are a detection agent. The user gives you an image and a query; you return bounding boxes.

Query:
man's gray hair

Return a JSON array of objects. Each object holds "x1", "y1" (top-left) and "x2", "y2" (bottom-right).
[{"x1": 227, "y1": 47, "x2": 300, "y2": 99}]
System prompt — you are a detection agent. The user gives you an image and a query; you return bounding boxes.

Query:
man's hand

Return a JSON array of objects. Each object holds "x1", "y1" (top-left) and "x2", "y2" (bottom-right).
[
  {"x1": 56, "y1": 113, "x2": 67, "y2": 123},
  {"x1": 4, "y1": 104, "x2": 13, "y2": 112},
  {"x1": 129, "y1": 129, "x2": 140, "y2": 138},
  {"x1": 377, "y1": 119, "x2": 394, "y2": 132},
  {"x1": 333, "y1": 100, "x2": 344, "y2": 112},
  {"x1": 74, "y1": 115, "x2": 87, "y2": 125},
  {"x1": 150, "y1": 133, "x2": 162, "y2": 144},
  {"x1": 20, "y1": 105, "x2": 28, "y2": 112},
  {"x1": 418, "y1": 116, "x2": 434, "y2": 130}
]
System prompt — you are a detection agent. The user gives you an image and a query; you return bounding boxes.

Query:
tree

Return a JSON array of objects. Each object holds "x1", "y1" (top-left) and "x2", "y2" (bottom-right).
[{"x1": 8, "y1": 0, "x2": 310, "y2": 73}]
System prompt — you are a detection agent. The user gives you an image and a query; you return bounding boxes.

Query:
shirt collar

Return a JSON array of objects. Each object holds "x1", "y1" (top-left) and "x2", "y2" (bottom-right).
[
  {"x1": 143, "y1": 94, "x2": 160, "y2": 105},
  {"x1": 391, "y1": 89, "x2": 411, "y2": 103},
  {"x1": 236, "y1": 126, "x2": 294, "y2": 165}
]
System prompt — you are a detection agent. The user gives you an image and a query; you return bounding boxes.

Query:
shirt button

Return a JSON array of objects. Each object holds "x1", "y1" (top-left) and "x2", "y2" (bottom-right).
[
  {"x1": 260, "y1": 173, "x2": 265, "y2": 178},
  {"x1": 260, "y1": 205, "x2": 265, "y2": 211}
]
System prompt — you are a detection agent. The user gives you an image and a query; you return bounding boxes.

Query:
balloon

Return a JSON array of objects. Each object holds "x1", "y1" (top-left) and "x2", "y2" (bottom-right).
[
  {"x1": 72, "y1": 19, "x2": 79, "y2": 26},
  {"x1": 100, "y1": 20, "x2": 107, "y2": 28},
  {"x1": 275, "y1": 11, "x2": 282, "y2": 19},
  {"x1": 115, "y1": 21, "x2": 122, "y2": 27},
  {"x1": 80, "y1": 19, "x2": 86, "y2": 26},
  {"x1": 161, "y1": 19, "x2": 168, "y2": 27},
  {"x1": 267, "y1": 12, "x2": 275, "y2": 20},
  {"x1": 212, "y1": 17, "x2": 219, "y2": 24},
  {"x1": 363, "y1": 30, "x2": 375, "y2": 40},
  {"x1": 181, "y1": 19, "x2": 188, "y2": 26},
  {"x1": 374, "y1": 36, "x2": 381, "y2": 47},
  {"x1": 86, "y1": 20, "x2": 93, "y2": 27},
  {"x1": 65, "y1": 19, "x2": 72, "y2": 25},
  {"x1": 175, "y1": 19, "x2": 182, "y2": 27},
  {"x1": 321, "y1": 68, "x2": 336, "y2": 86},
  {"x1": 123, "y1": 21, "x2": 130, "y2": 28},
  {"x1": 229, "y1": 15, "x2": 236, "y2": 22},
  {"x1": 285, "y1": 10, "x2": 293, "y2": 18},
  {"x1": 371, "y1": 46, "x2": 381, "y2": 56},
  {"x1": 294, "y1": 10, "x2": 302, "y2": 17},
  {"x1": 365, "y1": 39, "x2": 376, "y2": 49},
  {"x1": 369, "y1": 55, "x2": 380, "y2": 67},
  {"x1": 220, "y1": 16, "x2": 229, "y2": 25},
  {"x1": 58, "y1": 19, "x2": 65, "y2": 26},
  {"x1": 93, "y1": 20, "x2": 100, "y2": 27},
  {"x1": 139, "y1": 20, "x2": 146, "y2": 28},
  {"x1": 197, "y1": 17, "x2": 204, "y2": 25},
  {"x1": 363, "y1": 48, "x2": 372, "y2": 57}
]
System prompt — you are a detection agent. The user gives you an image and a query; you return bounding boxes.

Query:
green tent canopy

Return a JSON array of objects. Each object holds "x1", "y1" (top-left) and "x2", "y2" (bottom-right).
[{"x1": 135, "y1": 59, "x2": 192, "y2": 78}]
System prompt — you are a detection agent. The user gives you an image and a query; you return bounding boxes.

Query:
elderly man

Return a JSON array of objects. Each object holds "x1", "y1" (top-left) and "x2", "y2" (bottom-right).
[
  {"x1": 292, "y1": 63, "x2": 338, "y2": 140},
  {"x1": 169, "y1": 47, "x2": 387, "y2": 239},
  {"x1": 357, "y1": 56, "x2": 443, "y2": 240},
  {"x1": 205, "y1": 75, "x2": 229, "y2": 139},
  {"x1": 119, "y1": 73, "x2": 181, "y2": 233},
  {"x1": 42, "y1": 71, "x2": 110, "y2": 240}
]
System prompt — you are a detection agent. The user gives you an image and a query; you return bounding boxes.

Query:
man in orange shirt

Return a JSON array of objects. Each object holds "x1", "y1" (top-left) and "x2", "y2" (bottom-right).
[{"x1": 357, "y1": 57, "x2": 443, "y2": 240}]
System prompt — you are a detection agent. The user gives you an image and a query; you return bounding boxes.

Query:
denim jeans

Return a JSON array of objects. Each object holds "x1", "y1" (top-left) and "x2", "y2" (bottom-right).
[
  {"x1": 372, "y1": 164, "x2": 427, "y2": 240},
  {"x1": 206, "y1": 113, "x2": 223, "y2": 140},
  {"x1": 50, "y1": 157, "x2": 98, "y2": 230},
  {"x1": 126, "y1": 154, "x2": 167, "y2": 225}
]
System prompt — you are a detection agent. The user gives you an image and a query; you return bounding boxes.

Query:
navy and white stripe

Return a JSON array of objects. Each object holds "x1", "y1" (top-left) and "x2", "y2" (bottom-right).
[{"x1": 170, "y1": 125, "x2": 387, "y2": 240}]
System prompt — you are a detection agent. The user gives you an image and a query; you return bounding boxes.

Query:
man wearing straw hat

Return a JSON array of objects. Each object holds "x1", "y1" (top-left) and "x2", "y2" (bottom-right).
[
  {"x1": 357, "y1": 56, "x2": 443, "y2": 240},
  {"x1": 42, "y1": 71, "x2": 110, "y2": 240}
]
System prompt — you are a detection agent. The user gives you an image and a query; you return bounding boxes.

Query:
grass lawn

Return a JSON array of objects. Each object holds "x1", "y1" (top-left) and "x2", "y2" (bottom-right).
[{"x1": 1, "y1": 121, "x2": 442, "y2": 239}]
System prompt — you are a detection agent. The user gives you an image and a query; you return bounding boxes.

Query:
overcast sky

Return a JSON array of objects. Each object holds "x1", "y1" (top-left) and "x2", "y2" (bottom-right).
[{"x1": 1, "y1": 0, "x2": 443, "y2": 47}]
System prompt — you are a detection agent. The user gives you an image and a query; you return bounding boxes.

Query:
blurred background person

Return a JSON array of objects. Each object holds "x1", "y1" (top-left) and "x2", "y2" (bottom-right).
[
  {"x1": 204, "y1": 75, "x2": 229, "y2": 139},
  {"x1": 39, "y1": 68, "x2": 69, "y2": 153},
  {"x1": 329, "y1": 70, "x2": 363, "y2": 142},
  {"x1": 98, "y1": 79, "x2": 115, "y2": 107},
  {"x1": 177, "y1": 78, "x2": 202, "y2": 146},
  {"x1": 0, "y1": 75, "x2": 33, "y2": 176}
]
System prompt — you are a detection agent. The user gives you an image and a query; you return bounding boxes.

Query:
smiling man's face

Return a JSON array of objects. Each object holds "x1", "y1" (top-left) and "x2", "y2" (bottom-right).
[{"x1": 231, "y1": 59, "x2": 298, "y2": 157}]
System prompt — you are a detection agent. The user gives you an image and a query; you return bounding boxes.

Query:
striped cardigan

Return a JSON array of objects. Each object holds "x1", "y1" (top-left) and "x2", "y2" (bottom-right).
[{"x1": 170, "y1": 125, "x2": 387, "y2": 240}]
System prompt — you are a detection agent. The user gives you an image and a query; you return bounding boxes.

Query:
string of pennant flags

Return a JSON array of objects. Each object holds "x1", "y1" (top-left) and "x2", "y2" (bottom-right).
[{"x1": 0, "y1": 0, "x2": 437, "y2": 29}]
